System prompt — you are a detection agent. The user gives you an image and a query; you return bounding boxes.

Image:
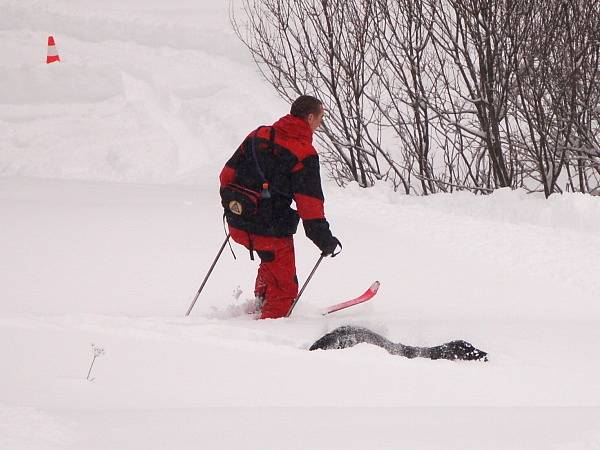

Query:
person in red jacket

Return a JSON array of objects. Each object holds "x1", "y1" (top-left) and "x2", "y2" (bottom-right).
[{"x1": 219, "y1": 95, "x2": 341, "y2": 319}]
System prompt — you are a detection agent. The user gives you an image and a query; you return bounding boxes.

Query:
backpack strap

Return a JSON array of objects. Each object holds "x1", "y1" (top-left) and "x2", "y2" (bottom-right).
[
  {"x1": 250, "y1": 126, "x2": 291, "y2": 199},
  {"x1": 222, "y1": 212, "x2": 236, "y2": 260},
  {"x1": 250, "y1": 126, "x2": 271, "y2": 186}
]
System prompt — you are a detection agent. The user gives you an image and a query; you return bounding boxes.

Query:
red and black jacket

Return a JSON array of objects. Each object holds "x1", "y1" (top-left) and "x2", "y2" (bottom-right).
[{"x1": 220, "y1": 114, "x2": 334, "y2": 249}]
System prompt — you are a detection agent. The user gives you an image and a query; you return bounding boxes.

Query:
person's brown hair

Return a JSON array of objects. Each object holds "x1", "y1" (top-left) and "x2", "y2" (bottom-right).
[{"x1": 290, "y1": 95, "x2": 323, "y2": 119}]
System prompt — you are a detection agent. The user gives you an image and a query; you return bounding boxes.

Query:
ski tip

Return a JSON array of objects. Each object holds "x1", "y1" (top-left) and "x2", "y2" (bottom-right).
[{"x1": 371, "y1": 281, "x2": 380, "y2": 292}]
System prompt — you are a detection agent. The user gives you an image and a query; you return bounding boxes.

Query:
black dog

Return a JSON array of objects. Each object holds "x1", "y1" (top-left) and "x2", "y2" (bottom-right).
[{"x1": 309, "y1": 325, "x2": 488, "y2": 362}]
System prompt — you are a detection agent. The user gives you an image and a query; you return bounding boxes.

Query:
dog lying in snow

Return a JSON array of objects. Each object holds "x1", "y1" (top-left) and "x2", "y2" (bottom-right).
[{"x1": 309, "y1": 325, "x2": 488, "y2": 362}]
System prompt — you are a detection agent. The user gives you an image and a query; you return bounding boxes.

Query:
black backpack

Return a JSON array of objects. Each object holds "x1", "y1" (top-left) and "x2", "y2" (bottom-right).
[
  {"x1": 220, "y1": 126, "x2": 276, "y2": 220},
  {"x1": 221, "y1": 125, "x2": 300, "y2": 237}
]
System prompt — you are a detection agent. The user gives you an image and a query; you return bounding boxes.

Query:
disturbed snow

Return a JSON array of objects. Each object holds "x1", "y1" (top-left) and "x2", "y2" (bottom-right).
[{"x1": 1, "y1": 0, "x2": 600, "y2": 448}]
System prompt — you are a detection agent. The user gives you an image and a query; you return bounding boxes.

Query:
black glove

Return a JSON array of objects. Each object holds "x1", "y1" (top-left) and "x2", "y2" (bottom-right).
[
  {"x1": 320, "y1": 236, "x2": 342, "y2": 257},
  {"x1": 303, "y1": 219, "x2": 341, "y2": 257}
]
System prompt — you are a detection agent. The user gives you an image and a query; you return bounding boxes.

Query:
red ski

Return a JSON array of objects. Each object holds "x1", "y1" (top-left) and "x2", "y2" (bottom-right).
[{"x1": 322, "y1": 281, "x2": 380, "y2": 315}]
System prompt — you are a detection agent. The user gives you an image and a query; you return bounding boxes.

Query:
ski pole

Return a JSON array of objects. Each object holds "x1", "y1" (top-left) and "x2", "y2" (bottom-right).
[
  {"x1": 185, "y1": 234, "x2": 231, "y2": 316},
  {"x1": 286, "y1": 254, "x2": 324, "y2": 317}
]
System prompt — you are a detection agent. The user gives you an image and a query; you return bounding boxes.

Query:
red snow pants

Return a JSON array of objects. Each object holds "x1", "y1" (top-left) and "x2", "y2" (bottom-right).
[{"x1": 229, "y1": 226, "x2": 298, "y2": 319}]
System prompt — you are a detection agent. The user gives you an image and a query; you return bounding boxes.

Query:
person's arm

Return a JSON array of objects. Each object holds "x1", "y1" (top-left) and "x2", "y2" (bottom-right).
[
  {"x1": 219, "y1": 165, "x2": 235, "y2": 187},
  {"x1": 291, "y1": 149, "x2": 340, "y2": 255},
  {"x1": 220, "y1": 129, "x2": 262, "y2": 187},
  {"x1": 219, "y1": 137, "x2": 249, "y2": 187}
]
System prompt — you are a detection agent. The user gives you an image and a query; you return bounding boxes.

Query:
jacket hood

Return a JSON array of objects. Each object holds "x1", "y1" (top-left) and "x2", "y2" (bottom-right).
[{"x1": 272, "y1": 114, "x2": 313, "y2": 144}]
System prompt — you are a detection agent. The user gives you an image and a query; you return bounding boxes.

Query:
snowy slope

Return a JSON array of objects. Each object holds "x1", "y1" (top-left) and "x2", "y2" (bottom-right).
[
  {"x1": 0, "y1": 0, "x2": 286, "y2": 183},
  {"x1": 2, "y1": 1, "x2": 600, "y2": 449}
]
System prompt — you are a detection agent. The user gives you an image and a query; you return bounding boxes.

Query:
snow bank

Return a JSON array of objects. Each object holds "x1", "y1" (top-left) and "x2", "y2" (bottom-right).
[
  {"x1": 418, "y1": 187, "x2": 600, "y2": 235},
  {"x1": 337, "y1": 181, "x2": 600, "y2": 234},
  {"x1": 0, "y1": 64, "x2": 123, "y2": 104},
  {"x1": 2, "y1": 0, "x2": 600, "y2": 448},
  {"x1": 0, "y1": 405, "x2": 75, "y2": 450},
  {"x1": 0, "y1": 0, "x2": 243, "y2": 57},
  {"x1": 0, "y1": 1, "x2": 285, "y2": 183}
]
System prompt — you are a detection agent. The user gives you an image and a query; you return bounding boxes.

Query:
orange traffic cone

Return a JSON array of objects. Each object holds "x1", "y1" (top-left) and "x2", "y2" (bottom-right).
[{"x1": 46, "y1": 36, "x2": 60, "y2": 64}]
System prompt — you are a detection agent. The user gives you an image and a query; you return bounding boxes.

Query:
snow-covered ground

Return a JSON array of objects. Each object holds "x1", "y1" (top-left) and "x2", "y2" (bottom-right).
[{"x1": 2, "y1": 1, "x2": 600, "y2": 449}]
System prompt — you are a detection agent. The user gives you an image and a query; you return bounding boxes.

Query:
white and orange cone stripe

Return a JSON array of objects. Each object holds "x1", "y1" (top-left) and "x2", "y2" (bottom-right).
[{"x1": 46, "y1": 35, "x2": 60, "y2": 64}]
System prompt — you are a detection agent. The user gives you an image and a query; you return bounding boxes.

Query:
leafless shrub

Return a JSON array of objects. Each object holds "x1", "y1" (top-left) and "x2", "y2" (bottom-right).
[{"x1": 232, "y1": 0, "x2": 600, "y2": 196}]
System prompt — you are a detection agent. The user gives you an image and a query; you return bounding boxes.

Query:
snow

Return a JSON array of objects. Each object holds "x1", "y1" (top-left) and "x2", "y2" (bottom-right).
[{"x1": 1, "y1": 0, "x2": 600, "y2": 449}]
